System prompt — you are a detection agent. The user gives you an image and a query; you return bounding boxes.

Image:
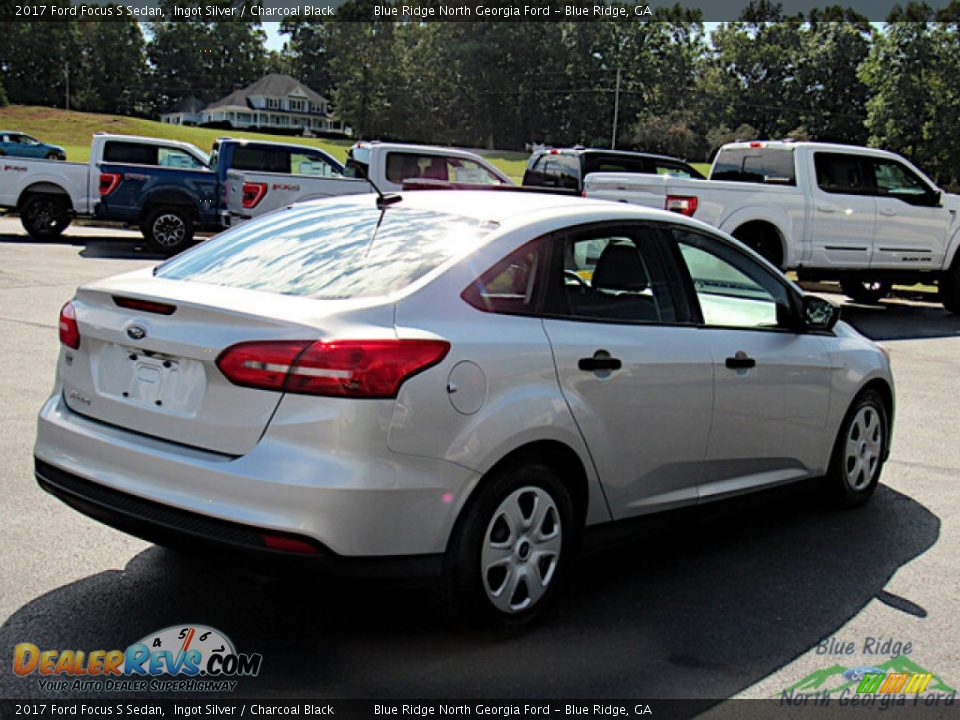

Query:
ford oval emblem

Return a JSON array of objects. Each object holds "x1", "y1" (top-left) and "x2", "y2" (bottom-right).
[{"x1": 126, "y1": 325, "x2": 147, "y2": 341}]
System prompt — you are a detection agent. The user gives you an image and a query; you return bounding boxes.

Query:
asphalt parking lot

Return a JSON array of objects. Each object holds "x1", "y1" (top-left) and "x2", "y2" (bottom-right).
[{"x1": 1, "y1": 215, "x2": 959, "y2": 706}]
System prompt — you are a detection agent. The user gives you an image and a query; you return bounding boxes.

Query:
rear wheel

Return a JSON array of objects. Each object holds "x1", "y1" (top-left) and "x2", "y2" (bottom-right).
[
  {"x1": 840, "y1": 279, "x2": 892, "y2": 304},
  {"x1": 443, "y1": 461, "x2": 576, "y2": 631},
  {"x1": 45, "y1": 151, "x2": 65, "y2": 161},
  {"x1": 939, "y1": 263, "x2": 960, "y2": 314},
  {"x1": 824, "y1": 390, "x2": 889, "y2": 509},
  {"x1": 20, "y1": 194, "x2": 71, "y2": 240},
  {"x1": 143, "y1": 206, "x2": 194, "y2": 256}
]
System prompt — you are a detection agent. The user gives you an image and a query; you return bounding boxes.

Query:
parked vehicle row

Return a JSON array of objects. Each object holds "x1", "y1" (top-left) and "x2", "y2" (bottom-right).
[
  {"x1": 0, "y1": 134, "x2": 513, "y2": 254},
  {"x1": 35, "y1": 190, "x2": 894, "y2": 629},
  {"x1": 583, "y1": 140, "x2": 960, "y2": 313},
  {"x1": 223, "y1": 141, "x2": 511, "y2": 225}
]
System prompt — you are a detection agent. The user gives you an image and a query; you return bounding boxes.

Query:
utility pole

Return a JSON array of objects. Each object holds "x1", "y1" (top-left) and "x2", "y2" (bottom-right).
[
  {"x1": 64, "y1": 63, "x2": 70, "y2": 111},
  {"x1": 611, "y1": 67, "x2": 621, "y2": 150}
]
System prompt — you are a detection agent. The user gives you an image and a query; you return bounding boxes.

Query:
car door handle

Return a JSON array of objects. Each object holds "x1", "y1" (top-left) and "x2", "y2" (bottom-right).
[
  {"x1": 879, "y1": 208, "x2": 897, "y2": 216},
  {"x1": 578, "y1": 353, "x2": 622, "y2": 372},
  {"x1": 816, "y1": 205, "x2": 836, "y2": 213},
  {"x1": 725, "y1": 352, "x2": 756, "y2": 370}
]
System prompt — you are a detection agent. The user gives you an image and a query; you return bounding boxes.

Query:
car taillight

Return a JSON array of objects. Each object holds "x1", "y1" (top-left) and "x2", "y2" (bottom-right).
[
  {"x1": 216, "y1": 339, "x2": 450, "y2": 398},
  {"x1": 99, "y1": 172, "x2": 122, "y2": 197},
  {"x1": 241, "y1": 182, "x2": 267, "y2": 209},
  {"x1": 59, "y1": 301, "x2": 80, "y2": 349},
  {"x1": 665, "y1": 195, "x2": 698, "y2": 216}
]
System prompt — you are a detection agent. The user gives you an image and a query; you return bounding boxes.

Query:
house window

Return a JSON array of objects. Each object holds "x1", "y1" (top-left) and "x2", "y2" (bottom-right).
[
  {"x1": 267, "y1": 98, "x2": 280, "y2": 110},
  {"x1": 289, "y1": 99, "x2": 305, "y2": 112}
]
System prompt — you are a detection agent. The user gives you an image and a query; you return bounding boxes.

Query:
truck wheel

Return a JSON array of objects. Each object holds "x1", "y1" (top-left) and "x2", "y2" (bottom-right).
[
  {"x1": 442, "y1": 460, "x2": 577, "y2": 632},
  {"x1": 938, "y1": 259, "x2": 960, "y2": 314},
  {"x1": 20, "y1": 194, "x2": 71, "y2": 240},
  {"x1": 840, "y1": 279, "x2": 892, "y2": 305},
  {"x1": 143, "y1": 206, "x2": 194, "y2": 256}
]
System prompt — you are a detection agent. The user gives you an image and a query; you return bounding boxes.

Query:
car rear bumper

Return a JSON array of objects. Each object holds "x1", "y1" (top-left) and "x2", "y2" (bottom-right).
[
  {"x1": 34, "y1": 390, "x2": 479, "y2": 564},
  {"x1": 35, "y1": 458, "x2": 442, "y2": 578}
]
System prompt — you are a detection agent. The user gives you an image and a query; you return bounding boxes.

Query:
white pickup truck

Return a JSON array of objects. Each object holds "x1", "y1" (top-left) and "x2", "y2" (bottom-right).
[
  {"x1": 0, "y1": 133, "x2": 209, "y2": 240},
  {"x1": 223, "y1": 141, "x2": 513, "y2": 225},
  {"x1": 585, "y1": 140, "x2": 960, "y2": 312}
]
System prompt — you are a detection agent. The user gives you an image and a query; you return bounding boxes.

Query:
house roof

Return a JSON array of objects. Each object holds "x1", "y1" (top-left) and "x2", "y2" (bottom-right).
[
  {"x1": 205, "y1": 74, "x2": 329, "y2": 112},
  {"x1": 162, "y1": 96, "x2": 206, "y2": 115}
]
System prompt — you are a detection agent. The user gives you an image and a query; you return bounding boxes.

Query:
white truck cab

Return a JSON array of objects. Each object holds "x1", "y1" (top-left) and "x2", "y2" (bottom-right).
[{"x1": 585, "y1": 140, "x2": 960, "y2": 312}]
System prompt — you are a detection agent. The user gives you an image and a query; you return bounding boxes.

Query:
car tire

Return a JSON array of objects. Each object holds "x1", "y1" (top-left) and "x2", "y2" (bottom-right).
[
  {"x1": 143, "y1": 206, "x2": 194, "y2": 256},
  {"x1": 20, "y1": 194, "x2": 71, "y2": 240},
  {"x1": 824, "y1": 389, "x2": 889, "y2": 509},
  {"x1": 443, "y1": 461, "x2": 577, "y2": 632},
  {"x1": 840, "y1": 279, "x2": 892, "y2": 305},
  {"x1": 45, "y1": 151, "x2": 64, "y2": 161},
  {"x1": 939, "y1": 262, "x2": 960, "y2": 314}
]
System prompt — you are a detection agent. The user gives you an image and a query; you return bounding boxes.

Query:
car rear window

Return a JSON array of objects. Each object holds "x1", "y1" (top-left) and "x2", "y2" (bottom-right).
[
  {"x1": 711, "y1": 148, "x2": 796, "y2": 185},
  {"x1": 155, "y1": 202, "x2": 497, "y2": 299}
]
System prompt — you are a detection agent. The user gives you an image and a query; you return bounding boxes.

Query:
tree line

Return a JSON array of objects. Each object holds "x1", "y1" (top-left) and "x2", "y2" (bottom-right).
[{"x1": 3, "y1": 0, "x2": 960, "y2": 183}]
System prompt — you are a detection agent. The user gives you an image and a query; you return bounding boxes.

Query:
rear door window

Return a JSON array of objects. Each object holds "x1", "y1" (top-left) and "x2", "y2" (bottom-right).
[
  {"x1": 385, "y1": 153, "x2": 450, "y2": 183},
  {"x1": 814, "y1": 153, "x2": 869, "y2": 195},
  {"x1": 230, "y1": 146, "x2": 290, "y2": 174},
  {"x1": 103, "y1": 142, "x2": 160, "y2": 165},
  {"x1": 712, "y1": 148, "x2": 796, "y2": 185}
]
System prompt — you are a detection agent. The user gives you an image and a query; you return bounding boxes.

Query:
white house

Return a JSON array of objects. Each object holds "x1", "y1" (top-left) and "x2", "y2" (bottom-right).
[
  {"x1": 159, "y1": 96, "x2": 206, "y2": 126},
  {"x1": 160, "y1": 74, "x2": 349, "y2": 136}
]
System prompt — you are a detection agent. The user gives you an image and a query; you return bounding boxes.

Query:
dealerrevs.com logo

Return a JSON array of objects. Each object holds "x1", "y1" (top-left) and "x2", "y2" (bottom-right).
[{"x1": 13, "y1": 624, "x2": 262, "y2": 693}]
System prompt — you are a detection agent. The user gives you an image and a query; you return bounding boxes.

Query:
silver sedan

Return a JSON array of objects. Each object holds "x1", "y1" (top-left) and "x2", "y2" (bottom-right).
[{"x1": 35, "y1": 191, "x2": 894, "y2": 629}]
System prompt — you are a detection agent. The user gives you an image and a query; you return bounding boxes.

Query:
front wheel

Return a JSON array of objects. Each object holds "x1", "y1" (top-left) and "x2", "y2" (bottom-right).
[
  {"x1": 824, "y1": 390, "x2": 889, "y2": 509},
  {"x1": 443, "y1": 461, "x2": 577, "y2": 631},
  {"x1": 143, "y1": 206, "x2": 194, "y2": 256},
  {"x1": 20, "y1": 194, "x2": 71, "y2": 240},
  {"x1": 840, "y1": 279, "x2": 892, "y2": 305}
]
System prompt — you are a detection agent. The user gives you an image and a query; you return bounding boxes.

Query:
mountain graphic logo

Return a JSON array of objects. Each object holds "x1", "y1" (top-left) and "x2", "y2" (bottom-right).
[{"x1": 781, "y1": 655, "x2": 955, "y2": 696}]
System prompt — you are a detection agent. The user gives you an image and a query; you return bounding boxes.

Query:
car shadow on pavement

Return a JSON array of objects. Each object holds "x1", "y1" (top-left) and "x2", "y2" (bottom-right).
[
  {"x1": 0, "y1": 483, "x2": 939, "y2": 702},
  {"x1": 839, "y1": 298, "x2": 960, "y2": 341}
]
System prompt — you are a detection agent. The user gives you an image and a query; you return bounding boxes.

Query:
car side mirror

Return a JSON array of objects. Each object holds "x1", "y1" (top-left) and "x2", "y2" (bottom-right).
[{"x1": 802, "y1": 295, "x2": 840, "y2": 331}]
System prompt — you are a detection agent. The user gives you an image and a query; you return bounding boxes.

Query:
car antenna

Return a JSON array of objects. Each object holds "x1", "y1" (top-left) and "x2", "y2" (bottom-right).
[{"x1": 361, "y1": 166, "x2": 402, "y2": 209}]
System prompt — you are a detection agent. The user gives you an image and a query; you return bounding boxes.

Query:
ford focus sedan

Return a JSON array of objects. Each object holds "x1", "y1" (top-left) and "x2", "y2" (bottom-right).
[{"x1": 34, "y1": 191, "x2": 893, "y2": 629}]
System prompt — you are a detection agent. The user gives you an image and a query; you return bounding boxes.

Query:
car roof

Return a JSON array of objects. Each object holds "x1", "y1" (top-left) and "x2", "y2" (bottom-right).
[{"x1": 322, "y1": 189, "x2": 690, "y2": 228}]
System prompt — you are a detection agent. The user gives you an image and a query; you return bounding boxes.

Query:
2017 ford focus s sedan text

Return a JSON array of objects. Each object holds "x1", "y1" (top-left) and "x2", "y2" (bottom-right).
[{"x1": 34, "y1": 191, "x2": 894, "y2": 629}]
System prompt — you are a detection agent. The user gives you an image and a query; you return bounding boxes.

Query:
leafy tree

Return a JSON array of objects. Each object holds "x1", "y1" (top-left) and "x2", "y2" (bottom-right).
[{"x1": 146, "y1": 7, "x2": 266, "y2": 114}]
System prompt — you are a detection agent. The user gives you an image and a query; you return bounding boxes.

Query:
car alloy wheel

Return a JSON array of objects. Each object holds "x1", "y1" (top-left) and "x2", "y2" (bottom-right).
[
  {"x1": 480, "y1": 485, "x2": 562, "y2": 614},
  {"x1": 844, "y1": 405, "x2": 883, "y2": 492}
]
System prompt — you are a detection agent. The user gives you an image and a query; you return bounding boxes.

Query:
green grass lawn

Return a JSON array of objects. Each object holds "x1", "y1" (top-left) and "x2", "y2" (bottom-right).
[{"x1": 0, "y1": 105, "x2": 530, "y2": 181}]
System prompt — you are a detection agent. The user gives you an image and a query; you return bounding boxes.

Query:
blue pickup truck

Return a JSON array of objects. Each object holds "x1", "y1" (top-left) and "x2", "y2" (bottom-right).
[{"x1": 95, "y1": 138, "x2": 344, "y2": 255}]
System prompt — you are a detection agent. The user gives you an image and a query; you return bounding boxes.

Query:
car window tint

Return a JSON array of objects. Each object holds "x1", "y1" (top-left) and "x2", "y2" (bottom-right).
[
  {"x1": 231, "y1": 146, "x2": 289, "y2": 174},
  {"x1": 559, "y1": 227, "x2": 676, "y2": 323},
  {"x1": 292, "y1": 152, "x2": 341, "y2": 177},
  {"x1": 156, "y1": 203, "x2": 496, "y2": 300},
  {"x1": 871, "y1": 159, "x2": 932, "y2": 203},
  {"x1": 462, "y1": 240, "x2": 546, "y2": 314},
  {"x1": 526, "y1": 153, "x2": 580, "y2": 190},
  {"x1": 815, "y1": 153, "x2": 868, "y2": 194},
  {"x1": 673, "y1": 229, "x2": 790, "y2": 329},
  {"x1": 158, "y1": 147, "x2": 204, "y2": 169},
  {"x1": 103, "y1": 142, "x2": 160, "y2": 165},
  {"x1": 447, "y1": 158, "x2": 503, "y2": 185},
  {"x1": 386, "y1": 153, "x2": 449, "y2": 183}
]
